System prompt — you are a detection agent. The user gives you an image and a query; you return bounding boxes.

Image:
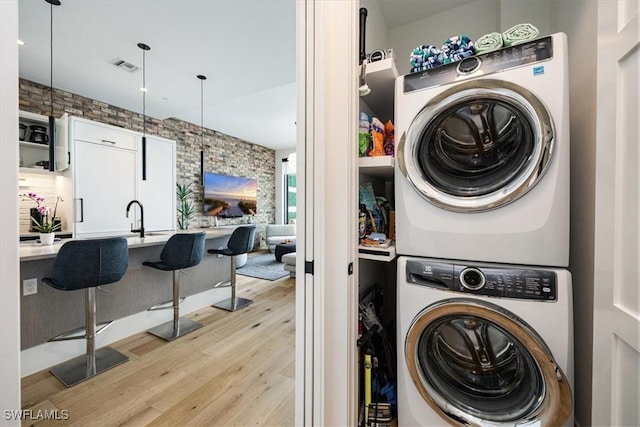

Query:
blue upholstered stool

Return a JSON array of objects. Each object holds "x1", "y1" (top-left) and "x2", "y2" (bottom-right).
[
  {"x1": 43, "y1": 238, "x2": 129, "y2": 387},
  {"x1": 208, "y1": 225, "x2": 257, "y2": 311},
  {"x1": 143, "y1": 232, "x2": 206, "y2": 341}
]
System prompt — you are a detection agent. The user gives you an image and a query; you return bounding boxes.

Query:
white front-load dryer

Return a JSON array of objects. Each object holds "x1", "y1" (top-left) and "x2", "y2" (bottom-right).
[
  {"x1": 397, "y1": 256, "x2": 574, "y2": 426},
  {"x1": 397, "y1": 257, "x2": 573, "y2": 427},
  {"x1": 395, "y1": 33, "x2": 569, "y2": 266}
]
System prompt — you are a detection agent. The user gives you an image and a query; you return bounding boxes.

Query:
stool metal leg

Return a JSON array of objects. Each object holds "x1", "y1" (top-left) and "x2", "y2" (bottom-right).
[
  {"x1": 49, "y1": 288, "x2": 129, "y2": 387},
  {"x1": 148, "y1": 270, "x2": 203, "y2": 341},
  {"x1": 213, "y1": 255, "x2": 253, "y2": 312}
]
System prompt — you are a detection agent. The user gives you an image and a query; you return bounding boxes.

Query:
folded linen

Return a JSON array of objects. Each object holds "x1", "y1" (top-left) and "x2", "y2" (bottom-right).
[
  {"x1": 439, "y1": 35, "x2": 475, "y2": 65},
  {"x1": 502, "y1": 23, "x2": 539, "y2": 46},
  {"x1": 410, "y1": 44, "x2": 442, "y2": 73},
  {"x1": 475, "y1": 32, "x2": 504, "y2": 53}
]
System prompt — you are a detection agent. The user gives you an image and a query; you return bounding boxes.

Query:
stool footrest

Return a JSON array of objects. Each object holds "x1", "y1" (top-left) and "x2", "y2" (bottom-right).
[
  {"x1": 213, "y1": 297, "x2": 253, "y2": 312},
  {"x1": 49, "y1": 346, "x2": 129, "y2": 388},
  {"x1": 48, "y1": 320, "x2": 114, "y2": 342},
  {"x1": 147, "y1": 317, "x2": 203, "y2": 341},
  {"x1": 148, "y1": 297, "x2": 186, "y2": 311},
  {"x1": 213, "y1": 280, "x2": 232, "y2": 289}
]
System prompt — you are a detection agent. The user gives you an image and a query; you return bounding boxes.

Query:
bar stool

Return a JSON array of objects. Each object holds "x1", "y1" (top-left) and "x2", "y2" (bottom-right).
[
  {"x1": 43, "y1": 238, "x2": 129, "y2": 387},
  {"x1": 208, "y1": 225, "x2": 257, "y2": 311},
  {"x1": 144, "y1": 232, "x2": 206, "y2": 341}
]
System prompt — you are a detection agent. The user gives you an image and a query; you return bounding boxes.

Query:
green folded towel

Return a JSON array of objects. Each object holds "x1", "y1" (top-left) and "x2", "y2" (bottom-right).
[
  {"x1": 475, "y1": 32, "x2": 503, "y2": 53},
  {"x1": 503, "y1": 23, "x2": 539, "y2": 46}
]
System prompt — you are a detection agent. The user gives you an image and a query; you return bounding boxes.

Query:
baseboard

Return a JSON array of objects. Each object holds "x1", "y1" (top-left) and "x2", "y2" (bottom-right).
[{"x1": 20, "y1": 288, "x2": 227, "y2": 377}]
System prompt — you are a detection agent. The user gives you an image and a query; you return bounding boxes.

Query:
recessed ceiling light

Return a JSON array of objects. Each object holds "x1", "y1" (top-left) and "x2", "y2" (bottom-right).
[
  {"x1": 17, "y1": 39, "x2": 25, "y2": 45},
  {"x1": 162, "y1": 97, "x2": 169, "y2": 101},
  {"x1": 140, "y1": 87, "x2": 147, "y2": 92}
]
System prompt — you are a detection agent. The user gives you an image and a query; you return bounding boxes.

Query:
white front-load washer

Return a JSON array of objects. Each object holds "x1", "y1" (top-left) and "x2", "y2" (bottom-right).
[
  {"x1": 397, "y1": 256, "x2": 573, "y2": 427},
  {"x1": 395, "y1": 33, "x2": 569, "y2": 266}
]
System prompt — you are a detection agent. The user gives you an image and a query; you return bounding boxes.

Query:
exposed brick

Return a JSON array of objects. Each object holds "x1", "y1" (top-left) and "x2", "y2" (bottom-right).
[{"x1": 20, "y1": 78, "x2": 276, "y2": 242}]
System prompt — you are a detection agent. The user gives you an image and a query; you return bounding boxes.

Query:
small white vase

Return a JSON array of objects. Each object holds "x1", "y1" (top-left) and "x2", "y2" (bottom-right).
[{"x1": 39, "y1": 232, "x2": 55, "y2": 245}]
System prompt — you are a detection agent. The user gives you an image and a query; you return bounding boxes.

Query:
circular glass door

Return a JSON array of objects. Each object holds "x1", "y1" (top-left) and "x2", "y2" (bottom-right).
[
  {"x1": 398, "y1": 79, "x2": 554, "y2": 212},
  {"x1": 405, "y1": 298, "x2": 572, "y2": 426}
]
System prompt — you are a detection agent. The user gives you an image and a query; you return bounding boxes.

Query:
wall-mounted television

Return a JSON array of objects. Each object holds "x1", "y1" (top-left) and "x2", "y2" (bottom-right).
[{"x1": 203, "y1": 172, "x2": 257, "y2": 218}]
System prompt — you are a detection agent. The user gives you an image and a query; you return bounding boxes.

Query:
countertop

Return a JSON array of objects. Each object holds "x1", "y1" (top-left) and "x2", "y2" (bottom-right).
[{"x1": 19, "y1": 228, "x2": 236, "y2": 261}]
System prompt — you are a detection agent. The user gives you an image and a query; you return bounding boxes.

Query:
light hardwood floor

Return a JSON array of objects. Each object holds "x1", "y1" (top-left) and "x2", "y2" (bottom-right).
[{"x1": 21, "y1": 274, "x2": 296, "y2": 427}]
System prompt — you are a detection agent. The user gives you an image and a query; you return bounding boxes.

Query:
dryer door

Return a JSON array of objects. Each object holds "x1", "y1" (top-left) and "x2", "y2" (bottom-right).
[
  {"x1": 405, "y1": 298, "x2": 572, "y2": 426},
  {"x1": 397, "y1": 79, "x2": 553, "y2": 212}
]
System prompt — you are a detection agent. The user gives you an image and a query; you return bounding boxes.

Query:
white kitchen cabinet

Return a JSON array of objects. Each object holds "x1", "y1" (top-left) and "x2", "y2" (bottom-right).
[
  {"x1": 72, "y1": 119, "x2": 138, "y2": 237},
  {"x1": 137, "y1": 135, "x2": 176, "y2": 231},
  {"x1": 19, "y1": 110, "x2": 69, "y2": 173}
]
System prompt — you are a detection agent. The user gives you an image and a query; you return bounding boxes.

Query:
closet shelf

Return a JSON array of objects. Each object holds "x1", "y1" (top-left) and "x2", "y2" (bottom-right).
[{"x1": 360, "y1": 57, "x2": 399, "y2": 122}]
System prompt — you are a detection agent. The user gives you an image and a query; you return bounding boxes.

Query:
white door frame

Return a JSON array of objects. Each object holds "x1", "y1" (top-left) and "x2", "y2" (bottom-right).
[
  {"x1": 295, "y1": 0, "x2": 359, "y2": 425},
  {"x1": 0, "y1": 0, "x2": 22, "y2": 423},
  {"x1": 591, "y1": 1, "x2": 640, "y2": 425}
]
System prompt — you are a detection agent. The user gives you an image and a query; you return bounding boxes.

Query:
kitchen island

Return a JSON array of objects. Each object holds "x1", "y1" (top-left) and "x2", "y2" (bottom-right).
[{"x1": 19, "y1": 228, "x2": 240, "y2": 376}]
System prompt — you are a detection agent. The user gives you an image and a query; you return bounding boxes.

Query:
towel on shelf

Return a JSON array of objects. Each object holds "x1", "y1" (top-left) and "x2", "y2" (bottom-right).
[
  {"x1": 438, "y1": 35, "x2": 475, "y2": 65},
  {"x1": 475, "y1": 32, "x2": 504, "y2": 53},
  {"x1": 502, "y1": 23, "x2": 539, "y2": 46},
  {"x1": 410, "y1": 44, "x2": 442, "y2": 73}
]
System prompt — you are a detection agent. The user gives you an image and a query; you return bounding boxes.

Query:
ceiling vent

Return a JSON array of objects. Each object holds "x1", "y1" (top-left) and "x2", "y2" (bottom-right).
[{"x1": 113, "y1": 59, "x2": 139, "y2": 73}]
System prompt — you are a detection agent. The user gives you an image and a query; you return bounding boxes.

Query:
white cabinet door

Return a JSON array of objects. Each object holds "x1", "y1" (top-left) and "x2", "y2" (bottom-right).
[
  {"x1": 73, "y1": 140, "x2": 137, "y2": 236},
  {"x1": 53, "y1": 113, "x2": 69, "y2": 171},
  {"x1": 138, "y1": 136, "x2": 176, "y2": 231}
]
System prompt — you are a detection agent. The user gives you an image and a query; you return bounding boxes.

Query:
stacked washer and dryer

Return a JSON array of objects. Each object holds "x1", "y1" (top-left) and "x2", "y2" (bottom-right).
[{"x1": 394, "y1": 33, "x2": 573, "y2": 426}]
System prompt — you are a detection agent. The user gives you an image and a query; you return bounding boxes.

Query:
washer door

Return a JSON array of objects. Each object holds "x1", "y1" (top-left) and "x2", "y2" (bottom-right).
[
  {"x1": 405, "y1": 298, "x2": 572, "y2": 426},
  {"x1": 397, "y1": 79, "x2": 554, "y2": 212}
]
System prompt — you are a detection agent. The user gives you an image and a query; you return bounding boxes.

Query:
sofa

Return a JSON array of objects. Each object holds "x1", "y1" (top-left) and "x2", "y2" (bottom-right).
[
  {"x1": 265, "y1": 224, "x2": 296, "y2": 252},
  {"x1": 282, "y1": 252, "x2": 296, "y2": 278}
]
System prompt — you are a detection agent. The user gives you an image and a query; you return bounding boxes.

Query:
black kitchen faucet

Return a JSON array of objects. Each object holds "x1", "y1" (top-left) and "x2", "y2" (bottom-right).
[{"x1": 125, "y1": 200, "x2": 145, "y2": 238}]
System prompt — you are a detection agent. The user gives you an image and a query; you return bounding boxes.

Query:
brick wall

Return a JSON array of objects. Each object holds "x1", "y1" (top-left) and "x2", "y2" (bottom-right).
[{"x1": 19, "y1": 79, "x2": 275, "y2": 247}]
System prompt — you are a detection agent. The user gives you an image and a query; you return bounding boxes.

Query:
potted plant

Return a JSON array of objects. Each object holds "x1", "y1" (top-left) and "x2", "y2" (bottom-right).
[
  {"x1": 22, "y1": 192, "x2": 63, "y2": 245},
  {"x1": 176, "y1": 182, "x2": 195, "y2": 230}
]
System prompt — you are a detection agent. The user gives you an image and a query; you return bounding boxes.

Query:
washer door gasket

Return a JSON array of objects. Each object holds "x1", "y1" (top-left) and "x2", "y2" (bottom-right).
[
  {"x1": 405, "y1": 298, "x2": 572, "y2": 426},
  {"x1": 397, "y1": 79, "x2": 554, "y2": 213}
]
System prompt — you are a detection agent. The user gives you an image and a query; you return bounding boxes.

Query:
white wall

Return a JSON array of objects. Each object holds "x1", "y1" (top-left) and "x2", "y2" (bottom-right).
[
  {"x1": 500, "y1": 0, "x2": 551, "y2": 36},
  {"x1": 0, "y1": 0, "x2": 22, "y2": 423},
  {"x1": 275, "y1": 147, "x2": 296, "y2": 224},
  {"x1": 361, "y1": 0, "x2": 389, "y2": 55},
  {"x1": 388, "y1": 0, "x2": 500, "y2": 75},
  {"x1": 550, "y1": 2, "x2": 597, "y2": 426}
]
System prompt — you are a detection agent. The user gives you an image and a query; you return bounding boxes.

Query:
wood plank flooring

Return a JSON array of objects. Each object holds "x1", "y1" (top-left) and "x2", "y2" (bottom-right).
[{"x1": 21, "y1": 273, "x2": 296, "y2": 427}]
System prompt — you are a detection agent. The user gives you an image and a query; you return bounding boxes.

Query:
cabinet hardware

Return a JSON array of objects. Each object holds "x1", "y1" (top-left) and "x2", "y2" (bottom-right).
[
  {"x1": 305, "y1": 260, "x2": 314, "y2": 275},
  {"x1": 101, "y1": 139, "x2": 117, "y2": 145},
  {"x1": 78, "y1": 198, "x2": 84, "y2": 223}
]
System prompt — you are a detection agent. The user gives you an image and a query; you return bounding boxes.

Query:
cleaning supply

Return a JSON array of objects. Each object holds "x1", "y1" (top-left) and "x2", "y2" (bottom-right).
[
  {"x1": 502, "y1": 23, "x2": 539, "y2": 46},
  {"x1": 359, "y1": 112, "x2": 372, "y2": 157},
  {"x1": 369, "y1": 117, "x2": 386, "y2": 157},
  {"x1": 475, "y1": 32, "x2": 504, "y2": 53},
  {"x1": 383, "y1": 120, "x2": 394, "y2": 157}
]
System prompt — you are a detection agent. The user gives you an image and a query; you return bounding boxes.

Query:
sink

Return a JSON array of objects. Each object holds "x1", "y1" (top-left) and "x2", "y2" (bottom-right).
[{"x1": 144, "y1": 231, "x2": 173, "y2": 236}]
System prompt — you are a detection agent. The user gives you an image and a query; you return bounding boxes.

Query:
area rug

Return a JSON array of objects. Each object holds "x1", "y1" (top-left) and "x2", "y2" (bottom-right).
[{"x1": 237, "y1": 252, "x2": 288, "y2": 281}]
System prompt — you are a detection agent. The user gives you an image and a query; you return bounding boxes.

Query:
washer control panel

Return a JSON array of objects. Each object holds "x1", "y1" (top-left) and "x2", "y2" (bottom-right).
[
  {"x1": 404, "y1": 35, "x2": 553, "y2": 93},
  {"x1": 406, "y1": 260, "x2": 557, "y2": 301}
]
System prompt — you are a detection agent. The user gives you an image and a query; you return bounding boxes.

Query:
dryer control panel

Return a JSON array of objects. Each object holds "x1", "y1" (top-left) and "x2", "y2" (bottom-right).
[
  {"x1": 405, "y1": 260, "x2": 557, "y2": 301},
  {"x1": 404, "y1": 35, "x2": 554, "y2": 93}
]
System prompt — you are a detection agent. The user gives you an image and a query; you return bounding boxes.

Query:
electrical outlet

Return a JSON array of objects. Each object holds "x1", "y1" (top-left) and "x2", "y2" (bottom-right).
[{"x1": 23, "y1": 278, "x2": 37, "y2": 296}]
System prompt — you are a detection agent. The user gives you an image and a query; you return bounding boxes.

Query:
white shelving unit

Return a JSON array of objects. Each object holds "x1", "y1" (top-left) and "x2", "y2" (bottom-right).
[
  {"x1": 358, "y1": 58, "x2": 398, "y2": 263},
  {"x1": 359, "y1": 57, "x2": 398, "y2": 122}
]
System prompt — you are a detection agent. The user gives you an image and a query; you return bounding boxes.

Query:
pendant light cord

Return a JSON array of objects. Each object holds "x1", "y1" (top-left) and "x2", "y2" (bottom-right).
[
  {"x1": 200, "y1": 78, "x2": 204, "y2": 150},
  {"x1": 49, "y1": 1, "x2": 54, "y2": 117},
  {"x1": 142, "y1": 49, "x2": 146, "y2": 137}
]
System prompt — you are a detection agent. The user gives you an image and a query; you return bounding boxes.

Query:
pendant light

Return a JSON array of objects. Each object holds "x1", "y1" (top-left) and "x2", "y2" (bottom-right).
[
  {"x1": 138, "y1": 42, "x2": 151, "y2": 180},
  {"x1": 45, "y1": 0, "x2": 61, "y2": 172},
  {"x1": 197, "y1": 74, "x2": 207, "y2": 183}
]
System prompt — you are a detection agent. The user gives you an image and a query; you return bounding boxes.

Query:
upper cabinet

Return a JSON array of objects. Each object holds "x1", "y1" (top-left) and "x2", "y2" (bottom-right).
[
  {"x1": 70, "y1": 117, "x2": 176, "y2": 237},
  {"x1": 137, "y1": 135, "x2": 176, "y2": 232},
  {"x1": 19, "y1": 110, "x2": 69, "y2": 173}
]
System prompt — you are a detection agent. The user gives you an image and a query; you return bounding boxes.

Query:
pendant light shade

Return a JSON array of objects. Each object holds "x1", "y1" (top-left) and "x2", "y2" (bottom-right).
[
  {"x1": 138, "y1": 42, "x2": 150, "y2": 180},
  {"x1": 197, "y1": 74, "x2": 207, "y2": 183},
  {"x1": 45, "y1": 0, "x2": 61, "y2": 171}
]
